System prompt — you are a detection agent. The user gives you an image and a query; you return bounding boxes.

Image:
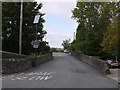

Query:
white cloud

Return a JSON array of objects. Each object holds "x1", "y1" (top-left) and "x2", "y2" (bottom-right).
[
  {"x1": 43, "y1": 27, "x2": 74, "y2": 48},
  {"x1": 36, "y1": 1, "x2": 77, "y2": 48},
  {"x1": 40, "y1": 2, "x2": 76, "y2": 19},
  {"x1": 36, "y1": 0, "x2": 76, "y2": 3},
  {"x1": 46, "y1": 31, "x2": 73, "y2": 48}
]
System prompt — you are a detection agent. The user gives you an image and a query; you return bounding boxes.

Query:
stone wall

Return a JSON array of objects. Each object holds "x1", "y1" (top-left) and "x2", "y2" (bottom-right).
[
  {"x1": 1, "y1": 51, "x2": 30, "y2": 58},
  {"x1": 71, "y1": 51, "x2": 110, "y2": 75},
  {"x1": 2, "y1": 51, "x2": 53, "y2": 74},
  {"x1": 2, "y1": 58, "x2": 33, "y2": 74}
]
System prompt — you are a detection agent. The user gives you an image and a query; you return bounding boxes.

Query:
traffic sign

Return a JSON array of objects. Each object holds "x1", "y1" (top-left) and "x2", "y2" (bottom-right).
[
  {"x1": 33, "y1": 45, "x2": 38, "y2": 48},
  {"x1": 31, "y1": 39, "x2": 40, "y2": 46},
  {"x1": 31, "y1": 39, "x2": 40, "y2": 48},
  {"x1": 31, "y1": 40, "x2": 34, "y2": 45},
  {"x1": 33, "y1": 42, "x2": 39, "y2": 45},
  {"x1": 33, "y1": 15, "x2": 40, "y2": 24}
]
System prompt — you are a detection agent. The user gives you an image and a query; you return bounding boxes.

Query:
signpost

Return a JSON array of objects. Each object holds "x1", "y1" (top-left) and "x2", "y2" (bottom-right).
[
  {"x1": 31, "y1": 39, "x2": 40, "y2": 48},
  {"x1": 33, "y1": 15, "x2": 40, "y2": 24},
  {"x1": 32, "y1": 15, "x2": 40, "y2": 67}
]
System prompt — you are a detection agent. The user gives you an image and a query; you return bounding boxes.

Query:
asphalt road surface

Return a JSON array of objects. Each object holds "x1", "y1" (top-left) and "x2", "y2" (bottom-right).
[{"x1": 2, "y1": 52, "x2": 118, "y2": 88}]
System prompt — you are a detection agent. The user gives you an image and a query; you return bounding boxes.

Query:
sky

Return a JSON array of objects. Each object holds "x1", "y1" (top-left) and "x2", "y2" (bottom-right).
[{"x1": 36, "y1": 0, "x2": 78, "y2": 48}]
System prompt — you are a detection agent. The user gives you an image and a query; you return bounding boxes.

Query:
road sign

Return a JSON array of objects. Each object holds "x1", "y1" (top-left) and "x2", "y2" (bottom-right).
[
  {"x1": 33, "y1": 45, "x2": 38, "y2": 48},
  {"x1": 33, "y1": 15, "x2": 40, "y2": 24},
  {"x1": 31, "y1": 39, "x2": 40, "y2": 46},
  {"x1": 33, "y1": 42, "x2": 39, "y2": 45},
  {"x1": 31, "y1": 40, "x2": 34, "y2": 45}
]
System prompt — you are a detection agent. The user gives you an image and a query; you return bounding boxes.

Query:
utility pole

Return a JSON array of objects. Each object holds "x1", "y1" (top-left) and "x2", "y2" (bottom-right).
[
  {"x1": 73, "y1": 32, "x2": 76, "y2": 41},
  {"x1": 19, "y1": 0, "x2": 23, "y2": 54}
]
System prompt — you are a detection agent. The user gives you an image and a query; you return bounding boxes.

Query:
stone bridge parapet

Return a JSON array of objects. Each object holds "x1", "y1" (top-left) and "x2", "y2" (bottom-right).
[
  {"x1": 1, "y1": 51, "x2": 53, "y2": 74},
  {"x1": 71, "y1": 51, "x2": 110, "y2": 75}
]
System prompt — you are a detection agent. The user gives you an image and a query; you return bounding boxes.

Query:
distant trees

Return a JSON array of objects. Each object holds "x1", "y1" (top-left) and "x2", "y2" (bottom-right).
[
  {"x1": 51, "y1": 48, "x2": 63, "y2": 52},
  {"x1": 71, "y1": 2, "x2": 120, "y2": 60},
  {"x1": 2, "y1": 2, "x2": 50, "y2": 55},
  {"x1": 62, "y1": 39, "x2": 71, "y2": 50},
  {"x1": 51, "y1": 48, "x2": 57, "y2": 52}
]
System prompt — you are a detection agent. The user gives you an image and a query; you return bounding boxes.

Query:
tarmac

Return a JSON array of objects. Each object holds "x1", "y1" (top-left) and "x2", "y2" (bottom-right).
[{"x1": 107, "y1": 69, "x2": 120, "y2": 84}]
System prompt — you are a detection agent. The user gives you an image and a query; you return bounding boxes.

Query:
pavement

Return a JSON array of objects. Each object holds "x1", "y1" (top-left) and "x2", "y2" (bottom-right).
[
  {"x1": 1, "y1": 52, "x2": 119, "y2": 88},
  {"x1": 107, "y1": 69, "x2": 120, "y2": 83}
]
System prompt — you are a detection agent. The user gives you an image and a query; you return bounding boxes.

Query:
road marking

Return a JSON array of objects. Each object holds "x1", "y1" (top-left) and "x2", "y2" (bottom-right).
[
  {"x1": 35, "y1": 76, "x2": 42, "y2": 80},
  {"x1": 29, "y1": 76, "x2": 36, "y2": 80},
  {"x1": 44, "y1": 76, "x2": 52, "y2": 80},
  {"x1": 2, "y1": 72, "x2": 56, "y2": 81}
]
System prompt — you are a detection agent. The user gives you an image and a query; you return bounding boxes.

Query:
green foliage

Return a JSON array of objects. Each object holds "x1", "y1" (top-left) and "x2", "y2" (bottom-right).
[
  {"x1": 51, "y1": 48, "x2": 58, "y2": 52},
  {"x1": 100, "y1": 2, "x2": 120, "y2": 61},
  {"x1": 51, "y1": 48, "x2": 64, "y2": 52},
  {"x1": 62, "y1": 39, "x2": 71, "y2": 50},
  {"x1": 101, "y1": 15, "x2": 120, "y2": 61},
  {"x1": 30, "y1": 52, "x2": 36, "y2": 57},
  {"x1": 71, "y1": 2, "x2": 119, "y2": 58},
  {"x1": 2, "y1": 2, "x2": 50, "y2": 55},
  {"x1": 38, "y1": 42, "x2": 50, "y2": 55}
]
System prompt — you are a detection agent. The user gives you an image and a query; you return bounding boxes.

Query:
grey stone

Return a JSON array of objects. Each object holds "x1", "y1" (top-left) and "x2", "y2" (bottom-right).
[
  {"x1": 71, "y1": 51, "x2": 110, "y2": 75},
  {"x1": 1, "y1": 51, "x2": 53, "y2": 74}
]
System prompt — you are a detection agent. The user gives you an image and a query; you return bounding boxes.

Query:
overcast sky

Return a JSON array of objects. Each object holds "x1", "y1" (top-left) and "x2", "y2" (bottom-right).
[{"x1": 36, "y1": 0, "x2": 78, "y2": 48}]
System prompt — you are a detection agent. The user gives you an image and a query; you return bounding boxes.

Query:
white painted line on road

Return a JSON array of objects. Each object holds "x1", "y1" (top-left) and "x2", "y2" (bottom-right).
[
  {"x1": 39, "y1": 76, "x2": 45, "y2": 80},
  {"x1": 2, "y1": 72, "x2": 56, "y2": 81},
  {"x1": 44, "y1": 72, "x2": 47, "y2": 75},
  {"x1": 8, "y1": 75, "x2": 15, "y2": 78},
  {"x1": 16, "y1": 77, "x2": 21, "y2": 80},
  {"x1": 11, "y1": 78, "x2": 15, "y2": 80},
  {"x1": 35, "y1": 76, "x2": 42, "y2": 80},
  {"x1": 44, "y1": 76, "x2": 52, "y2": 80},
  {"x1": 29, "y1": 76, "x2": 36, "y2": 80}
]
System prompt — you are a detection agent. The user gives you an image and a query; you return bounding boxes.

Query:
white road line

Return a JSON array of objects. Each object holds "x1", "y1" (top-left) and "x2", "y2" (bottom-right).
[
  {"x1": 35, "y1": 76, "x2": 41, "y2": 80},
  {"x1": 29, "y1": 76, "x2": 36, "y2": 80},
  {"x1": 2, "y1": 72, "x2": 55, "y2": 81}
]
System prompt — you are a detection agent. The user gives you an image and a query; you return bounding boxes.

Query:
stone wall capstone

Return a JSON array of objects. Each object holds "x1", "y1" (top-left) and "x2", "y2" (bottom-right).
[
  {"x1": 1, "y1": 51, "x2": 30, "y2": 58},
  {"x1": 71, "y1": 51, "x2": 110, "y2": 75}
]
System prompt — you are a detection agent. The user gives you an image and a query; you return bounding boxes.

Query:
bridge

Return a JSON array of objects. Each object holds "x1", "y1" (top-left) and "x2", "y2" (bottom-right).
[{"x1": 1, "y1": 52, "x2": 118, "y2": 88}]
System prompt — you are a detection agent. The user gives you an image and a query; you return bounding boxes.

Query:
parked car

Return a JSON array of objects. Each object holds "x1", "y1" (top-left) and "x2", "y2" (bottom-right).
[
  {"x1": 64, "y1": 49, "x2": 69, "y2": 53},
  {"x1": 106, "y1": 60, "x2": 120, "y2": 68}
]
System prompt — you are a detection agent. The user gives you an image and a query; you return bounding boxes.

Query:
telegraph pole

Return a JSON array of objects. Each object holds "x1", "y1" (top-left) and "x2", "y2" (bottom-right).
[
  {"x1": 19, "y1": 0, "x2": 23, "y2": 54},
  {"x1": 73, "y1": 32, "x2": 76, "y2": 41}
]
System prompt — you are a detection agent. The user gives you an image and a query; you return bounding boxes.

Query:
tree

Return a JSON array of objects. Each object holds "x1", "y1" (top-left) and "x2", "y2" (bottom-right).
[
  {"x1": 62, "y1": 39, "x2": 71, "y2": 50},
  {"x1": 2, "y1": 2, "x2": 50, "y2": 55},
  {"x1": 101, "y1": 13, "x2": 120, "y2": 61},
  {"x1": 71, "y1": 2, "x2": 119, "y2": 56},
  {"x1": 71, "y1": 2, "x2": 104, "y2": 55}
]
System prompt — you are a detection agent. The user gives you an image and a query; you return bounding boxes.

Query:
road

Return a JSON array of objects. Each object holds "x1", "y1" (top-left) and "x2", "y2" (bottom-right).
[{"x1": 2, "y1": 52, "x2": 118, "y2": 88}]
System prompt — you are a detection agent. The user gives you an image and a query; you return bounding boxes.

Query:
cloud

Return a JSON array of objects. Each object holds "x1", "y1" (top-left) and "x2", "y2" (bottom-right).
[
  {"x1": 46, "y1": 31, "x2": 73, "y2": 48},
  {"x1": 36, "y1": 1, "x2": 77, "y2": 48},
  {"x1": 37, "y1": 0, "x2": 76, "y2": 3},
  {"x1": 40, "y1": 2, "x2": 76, "y2": 19},
  {"x1": 43, "y1": 27, "x2": 74, "y2": 48}
]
